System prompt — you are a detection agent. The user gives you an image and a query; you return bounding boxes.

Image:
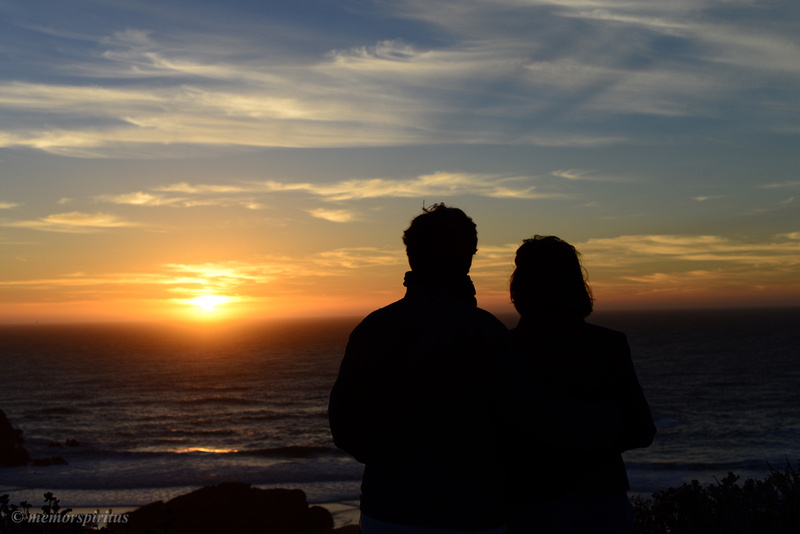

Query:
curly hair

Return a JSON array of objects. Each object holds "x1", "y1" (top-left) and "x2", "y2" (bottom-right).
[{"x1": 403, "y1": 203, "x2": 478, "y2": 275}]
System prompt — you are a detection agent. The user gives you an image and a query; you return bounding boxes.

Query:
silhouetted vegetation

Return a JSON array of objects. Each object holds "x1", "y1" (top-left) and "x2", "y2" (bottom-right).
[
  {"x1": 632, "y1": 460, "x2": 800, "y2": 533},
  {"x1": 0, "y1": 492, "x2": 93, "y2": 533}
]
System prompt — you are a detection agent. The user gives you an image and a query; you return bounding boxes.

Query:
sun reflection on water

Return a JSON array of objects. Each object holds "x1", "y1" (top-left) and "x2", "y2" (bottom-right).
[{"x1": 175, "y1": 447, "x2": 239, "y2": 454}]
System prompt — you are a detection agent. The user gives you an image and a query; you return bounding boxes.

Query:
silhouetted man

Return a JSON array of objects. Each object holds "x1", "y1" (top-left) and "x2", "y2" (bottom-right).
[{"x1": 329, "y1": 204, "x2": 619, "y2": 533}]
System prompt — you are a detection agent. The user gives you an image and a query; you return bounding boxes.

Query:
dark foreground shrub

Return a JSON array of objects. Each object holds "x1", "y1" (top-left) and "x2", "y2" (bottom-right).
[
  {"x1": 632, "y1": 460, "x2": 800, "y2": 534},
  {"x1": 1, "y1": 492, "x2": 93, "y2": 533}
]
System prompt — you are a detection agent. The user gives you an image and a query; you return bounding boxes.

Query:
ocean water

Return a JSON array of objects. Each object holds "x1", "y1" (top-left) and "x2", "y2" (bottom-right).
[{"x1": 1, "y1": 308, "x2": 799, "y2": 509}]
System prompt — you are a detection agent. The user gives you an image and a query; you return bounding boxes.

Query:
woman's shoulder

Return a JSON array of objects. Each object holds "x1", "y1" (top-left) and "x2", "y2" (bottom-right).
[
  {"x1": 513, "y1": 318, "x2": 625, "y2": 338},
  {"x1": 581, "y1": 322, "x2": 628, "y2": 343},
  {"x1": 512, "y1": 320, "x2": 630, "y2": 364}
]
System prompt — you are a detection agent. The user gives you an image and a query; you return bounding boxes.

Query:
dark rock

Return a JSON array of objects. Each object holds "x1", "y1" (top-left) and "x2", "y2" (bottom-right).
[
  {"x1": 65, "y1": 438, "x2": 81, "y2": 447},
  {"x1": 124, "y1": 482, "x2": 334, "y2": 534},
  {"x1": 0, "y1": 409, "x2": 31, "y2": 467}
]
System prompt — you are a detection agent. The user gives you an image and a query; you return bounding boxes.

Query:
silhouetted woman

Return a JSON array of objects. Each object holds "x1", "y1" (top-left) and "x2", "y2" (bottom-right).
[{"x1": 506, "y1": 235, "x2": 655, "y2": 534}]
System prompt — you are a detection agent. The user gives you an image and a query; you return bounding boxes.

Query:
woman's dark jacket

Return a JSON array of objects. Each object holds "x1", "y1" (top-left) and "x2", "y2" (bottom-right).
[{"x1": 508, "y1": 318, "x2": 656, "y2": 502}]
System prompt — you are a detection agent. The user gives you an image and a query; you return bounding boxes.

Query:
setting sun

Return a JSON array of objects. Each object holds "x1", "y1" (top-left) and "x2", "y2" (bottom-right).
[{"x1": 191, "y1": 295, "x2": 229, "y2": 312}]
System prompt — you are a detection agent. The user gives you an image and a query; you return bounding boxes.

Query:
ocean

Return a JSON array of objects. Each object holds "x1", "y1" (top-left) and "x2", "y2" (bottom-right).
[{"x1": 1, "y1": 307, "x2": 799, "y2": 511}]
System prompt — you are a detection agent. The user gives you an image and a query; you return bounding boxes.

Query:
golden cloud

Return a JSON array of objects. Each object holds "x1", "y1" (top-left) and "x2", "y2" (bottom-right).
[{"x1": 3, "y1": 212, "x2": 139, "y2": 233}]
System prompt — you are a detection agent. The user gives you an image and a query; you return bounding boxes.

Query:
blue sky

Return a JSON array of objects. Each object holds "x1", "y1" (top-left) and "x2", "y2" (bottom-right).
[{"x1": 1, "y1": 0, "x2": 798, "y2": 322}]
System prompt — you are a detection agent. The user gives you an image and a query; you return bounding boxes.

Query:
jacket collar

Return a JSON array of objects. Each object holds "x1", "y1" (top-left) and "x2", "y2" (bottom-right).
[{"x1": 403, "y1": 271, "x2": 477, "y2": 306}]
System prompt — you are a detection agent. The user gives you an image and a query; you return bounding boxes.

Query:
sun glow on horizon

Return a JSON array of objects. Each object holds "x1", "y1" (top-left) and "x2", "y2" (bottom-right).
[{"x1": 190, "y1": 295, "x2": 230, "y2": 312}]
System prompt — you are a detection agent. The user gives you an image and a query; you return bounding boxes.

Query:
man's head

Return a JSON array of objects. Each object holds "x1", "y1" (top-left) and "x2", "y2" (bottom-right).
[{"x1": 402, "y1": 204, "x2": 478, "y2": 276}]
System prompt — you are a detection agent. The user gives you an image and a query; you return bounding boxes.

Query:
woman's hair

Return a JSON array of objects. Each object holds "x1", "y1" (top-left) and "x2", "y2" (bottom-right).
[{"x1": 510, "y1": 235, "x2": 594, "y2": 318}]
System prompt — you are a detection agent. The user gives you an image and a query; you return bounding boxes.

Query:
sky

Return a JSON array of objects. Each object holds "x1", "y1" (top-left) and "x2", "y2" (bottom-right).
[{"x1": 1, "y1": 0, "x2": 799, "y2": 323}]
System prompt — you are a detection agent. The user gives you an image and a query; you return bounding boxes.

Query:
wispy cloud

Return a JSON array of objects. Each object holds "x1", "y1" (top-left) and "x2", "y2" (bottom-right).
[
  {"x1": 2, "y1": 212, "x2": 139, "y2": 233},
  {"x1": 95, "y1": 192, "x2": 186, "y2": 207},
  {"x1": 0, "y1": 248, "x2": 405, "y2": 302},
  {"x1": 282, "y1": 172, "x2": 550, "y2": 201},
  {"x1": 471, "y1": 244, "x2": 518, "y2": 273},
  {"x1": 161, "y1": 262, "x2": 285, "y2": 292},
  {"x1": 2, "y1": 0, "x2": 795, "y2": 157},
  {"x1": 397, "y1": 0, "x2": 800, "y2": 119},
  {"x1": 563, "y1": 232, "x2": 800, "y2": 302},
  {"x1": 550, "y1": 169, "x2": 624, "y2": 182},
  {"x1": 747, "y1": 195, "x2": 798, "y2": 215},
  {"x1": 314, "y1": 248, "x2": 405, "y2": 269},
  {"x1": 761, "y1": 181, "x2": 800, "y2": 189},
  {"x1": 0, "y1": 202, "x2": 19, "y2": 209},
  {"x1": 578, "y1": 234, "x2": 800, "y2": 268},
  {"x1": 97, "y1": 171, "x2": 554, "y2": 208},
  {"x1": 152, "y1": 183, "x2": 253, "y2": 194},
  {"x1": 307, "y1": 208, "x2": 357, "y2": 223},
  {"x1": 552, "y1": 169, "x2": 592, "y2": 181},
  {"x1": 95, "y1": 191, "x2": 264, "y2": 209}
]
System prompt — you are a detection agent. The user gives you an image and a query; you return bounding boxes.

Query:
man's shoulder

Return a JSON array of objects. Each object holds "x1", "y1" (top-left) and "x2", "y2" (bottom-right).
[
  {"x1": 346, "y1": 298, "x2": 405, "y2": 338},
  {"x1": 355, "y1": 297, "x2": 405, "y2": 324},
  {"x1": 353, "y1": 297, "x2": 508, "y2": 337}
]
